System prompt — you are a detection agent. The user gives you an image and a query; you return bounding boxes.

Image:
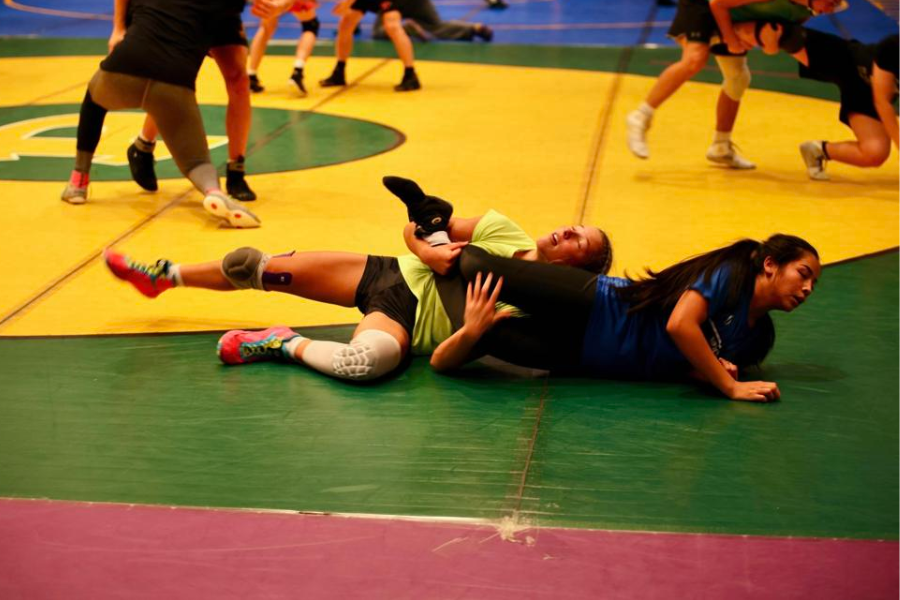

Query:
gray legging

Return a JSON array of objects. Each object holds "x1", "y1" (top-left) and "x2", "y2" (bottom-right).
[
  {"x1": 372, "y1": 0, "x2": 477, "y2": 41},
  {"x1": 86, "y1": 69, "x2": 218, "y2": 194}
]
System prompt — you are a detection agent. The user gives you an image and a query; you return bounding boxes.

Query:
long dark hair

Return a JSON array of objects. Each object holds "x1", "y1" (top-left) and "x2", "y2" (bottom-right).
[{"x1": 617, "y1": 234, "x2": 819, "y2": 315}]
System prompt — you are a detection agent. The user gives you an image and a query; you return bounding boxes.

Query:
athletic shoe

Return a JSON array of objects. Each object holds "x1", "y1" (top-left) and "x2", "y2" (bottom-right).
[
  {"x1": 799, "y1": 140, "x2": 829, "y2": 181},
  {"x1": 127, "y1": 143, "x2": 159, "y2": 191},
  {"x1": 226, "y1": 163, "x2": 257, "y2": 202},
  {"x1": 202, "y1": 191, "x2": 262, "y2": 228},
  {"x1": 61, "y1": 182, "x2": 88, "y2": 205},
  {"x1": 706, "y1": 141, "x2": 756, "y2": 170},
  {"x1": 486, "y1": 0, "x2": 508, "y2": 9},
  {"x1": 249, "y1": 74, "x2": 264, "y2": 93},
  {"x1": 625, "y1": 110, "x2": 650, "y2": 159},
  {"x1": 217, "y1": 326, "x2": 300, "y2": 365},
  {"x1": 104, "y1": 249, "x2": 174, "y2": 299},
  {"x1": 320, "y1": 70, "x2": 347, "y2": 87},
  {"x1": 289, "y1": 68, "x2": 307, "y2": 97},
  {"x1": 394, "y1": 71, "x2": 421, "y2": 92},
  {"x1": 475, "y1": 25, "x2": 494, "y2": 42}
]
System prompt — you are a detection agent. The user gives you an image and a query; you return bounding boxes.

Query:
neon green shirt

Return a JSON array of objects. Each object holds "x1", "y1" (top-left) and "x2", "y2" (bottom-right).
[{"x1": 397, "y1": 209, "x2": 536, "y2": 355}]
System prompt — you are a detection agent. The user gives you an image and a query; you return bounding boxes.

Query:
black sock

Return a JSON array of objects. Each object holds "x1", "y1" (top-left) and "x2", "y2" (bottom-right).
[{"x1": 821, "y1": 141, "x2": 830, "y2": 160}]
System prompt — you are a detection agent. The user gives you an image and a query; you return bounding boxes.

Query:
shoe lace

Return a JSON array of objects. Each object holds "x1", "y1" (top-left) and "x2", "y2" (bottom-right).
[{"x1": 128, "y1": 258, "x2": 170, "y2": 282}]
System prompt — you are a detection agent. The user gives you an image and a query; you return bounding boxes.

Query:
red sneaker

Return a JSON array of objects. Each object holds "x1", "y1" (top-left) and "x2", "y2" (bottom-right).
[
  {"x1": 216, "y1": 326, "x2": 300, "y2": 365},
  {"x1": 104, "y1": 249, "x2": 175, "y2": 299}
]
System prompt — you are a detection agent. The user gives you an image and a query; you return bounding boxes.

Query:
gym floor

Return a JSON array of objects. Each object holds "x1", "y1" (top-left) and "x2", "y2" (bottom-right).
[{"x1": 0, "y1": 1, "x2": 897, "y2": 598}]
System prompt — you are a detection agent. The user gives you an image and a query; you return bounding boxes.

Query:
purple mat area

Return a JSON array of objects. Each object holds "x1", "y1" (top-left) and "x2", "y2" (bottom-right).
[{"x1": 0, "y1": 498, "x2": 896, "y2": 599}]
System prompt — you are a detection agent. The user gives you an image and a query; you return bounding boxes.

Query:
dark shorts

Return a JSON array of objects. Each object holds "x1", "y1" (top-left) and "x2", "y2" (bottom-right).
[
  {"x1": 800, "y1": 29, "x2": 877, "y2": 125},
  {"x1": 355, "y1": 256, "x2": 418, "y2": 337},
  {"x1": 351, "y1": 0, "x2": 405, "y2": 14},
  {"x1": 209, "y1": 13, "x2": 249, "y2": 48},
  {"x1": 668, "y1": 0, "x2": 745, "y2": 56}
]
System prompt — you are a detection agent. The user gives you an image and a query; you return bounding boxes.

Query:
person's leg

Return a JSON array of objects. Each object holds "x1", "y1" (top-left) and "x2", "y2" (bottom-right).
[
  {"x1": 289, "y1": 10, "x2": 319, "y2": 96},
  {"x1": 248, "y1": 15, "x2": 280, "y2": 92},
  {"x1": 208, "y1": 44, "x2": 256, "y2": 201},
  {"x1": 706, "y1": 55, "x2": 755, "y2": 169},
  {"x1": 801, "y1": 113, "x2": 891, "y2": 180},
  {"x1": 321, "y1": 10, "x2": 364, "y2": 86},
  {"x1": 405, "y1": 0, "x2": 485, "y2": 41},
  {"x1": 627, "y1": 40, "x2": 710, "y2": 159},
  {"x1": 62, "y1": 83, "x2": 109, "y2": 204},
  {"x1": 382, "y1": 9, "x2": 420, "y2": 91}
]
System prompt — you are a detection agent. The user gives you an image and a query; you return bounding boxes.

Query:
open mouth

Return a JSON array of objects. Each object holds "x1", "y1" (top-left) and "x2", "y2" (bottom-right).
[{"x1": 551, "y1": 233, "x2": 559, "y2": 246}]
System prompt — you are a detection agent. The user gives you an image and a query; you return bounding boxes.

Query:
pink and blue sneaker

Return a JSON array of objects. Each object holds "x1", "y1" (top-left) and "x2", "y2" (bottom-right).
[
  {"x1": 217, "y1": 326, "x2": 300, "y2": 365},
  {"x1": 104, "y1": 249, "x2": 175, "y2": 298}
]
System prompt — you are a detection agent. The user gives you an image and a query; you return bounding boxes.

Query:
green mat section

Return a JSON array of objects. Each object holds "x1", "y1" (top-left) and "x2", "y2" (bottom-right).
[{"x1": 0, "y1": 255, "x2": 896, "y2": 539}]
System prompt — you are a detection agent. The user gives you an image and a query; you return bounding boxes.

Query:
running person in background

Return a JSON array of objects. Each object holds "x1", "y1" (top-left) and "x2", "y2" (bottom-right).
[
  {"x1": 247, "y1": 1, "x2": 321, "y2": 96},
  {"x1": 435, "y1": 234, "x2": 820, "y2": 402},
  {"x1": 735, "y1": 22, "x2": 897, "y2": 179},
  {"x1": 625, "y1": 0, "x2": 845, "y2": 169},
  {"x1": 320, "y1": 0, "x2": 422, "y2": 91},
  {"x1": 104, "y1": 177, "x2": 613, "y2": 382},
  {"x1": 111, "y1": 0, "x2": 260, "y2": 201},
  {"x1": 62, "y1": 0, "x2": 262, "y2": 228},
  {"x1": 371, "y1": 0, "x2": 493, "y2": 44}
]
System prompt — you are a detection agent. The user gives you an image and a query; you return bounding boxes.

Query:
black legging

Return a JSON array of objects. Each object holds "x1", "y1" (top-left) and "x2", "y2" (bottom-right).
[{"x1": 460, "y1": 246, "x2": 598, "y2": 371}]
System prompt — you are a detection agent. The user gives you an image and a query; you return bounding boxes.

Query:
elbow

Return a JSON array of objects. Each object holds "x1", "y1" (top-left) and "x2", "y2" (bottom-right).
[{"x1": 430, "y1": 355, "x2": 453, "y2": 373}]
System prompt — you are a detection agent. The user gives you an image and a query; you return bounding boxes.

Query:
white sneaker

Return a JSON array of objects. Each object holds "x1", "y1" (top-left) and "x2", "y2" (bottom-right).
[
  {"x1": 626, "y1": 110, "x2": 650, "y2": 159},
  {"x1": 799, "y1": 140, "x2": 829, "y2": 181},
  {"x1": 203, "y1": 191, "x2": 261, "y2": 228},
  {"x1": 61, "y1": 183, "x2": 88, "y2": 204},
  {"x1": 706, "y1": 141, "x2": 756, "y2": 170}
]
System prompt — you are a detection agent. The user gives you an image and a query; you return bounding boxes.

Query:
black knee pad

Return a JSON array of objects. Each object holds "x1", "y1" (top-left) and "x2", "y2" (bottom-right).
[{"x1": 302, "y1": 17, "x2": 320, "y2": 36}]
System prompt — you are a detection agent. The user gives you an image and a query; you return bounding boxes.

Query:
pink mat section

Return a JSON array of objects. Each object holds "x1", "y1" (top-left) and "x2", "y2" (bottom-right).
[{"x1": 0, "y1": 498, "x2": 896, "y2": 599}]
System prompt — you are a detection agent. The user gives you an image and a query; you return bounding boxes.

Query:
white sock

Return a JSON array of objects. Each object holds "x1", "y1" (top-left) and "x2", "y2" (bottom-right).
[
  {"x1": 248, "y1": 69, "x2": 258, "y2": 76},
  {"x1": 168, "y1": 263, "x2": 184, "y2": 287},
  {"x1": 713, "y1": 131, "x2": 731, "y2": 144},
  {"x1": 293, "y1": 59, "x2": 305, "y2": 69},
  {"x1": 637, "y1": 102, "x2": 655, "y2": 118},
  {"x1": 282, "y1": 335, "x2": 307, "y2": 361}
]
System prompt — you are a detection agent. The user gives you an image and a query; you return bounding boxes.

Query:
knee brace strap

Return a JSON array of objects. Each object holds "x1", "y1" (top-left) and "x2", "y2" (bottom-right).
[
  {"x1": 221, "y1": 246, "x2": 271, "y2": 290},
  {"x1": 716, "y1": 55, "x2": 751, "y2": 101},
  {"x1": 333, "y1": 329, "x2": 402, "y2": 380},
  {"x1": 302, "y1": 17, "x2": 320, "y2": 35}
]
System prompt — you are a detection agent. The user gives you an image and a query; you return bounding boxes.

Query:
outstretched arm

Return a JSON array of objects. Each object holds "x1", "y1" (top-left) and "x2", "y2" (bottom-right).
[
  {"x1": 109, "y1": 0, "x2": 129, "y2": 52},
  {"x1": 666, "y1": 290, "x2": 780, "y2": 401},
  {"x1": 872, "y1": 64, "x2": 899, "y2": 148}
]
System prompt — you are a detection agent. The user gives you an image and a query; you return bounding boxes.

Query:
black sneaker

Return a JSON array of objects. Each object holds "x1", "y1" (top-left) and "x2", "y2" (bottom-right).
[
  {"x1": 127, "y1": 143, "x2": 158, "y2": 192},
  {"x1": 486, "y1": 0, "x2": 508, "y2": 9},
  {"x1": 289, "y1": 69, "x2": 307, "y2": 96},
  {"x1": 394, "y1": 72, "x2": 421, "y2": 92},
  {"x1": 226, "y1": 163, "x2": 257, "y2": 202},
  {"x1": 320, "y1": 70, "x2": 347, "y2": 87},
  {"x1": 249, "y1": 74, "x2": 264, "y2": 93},
  {"x1": 475, "y1": 25, "x2": 493, "y2": 42}
]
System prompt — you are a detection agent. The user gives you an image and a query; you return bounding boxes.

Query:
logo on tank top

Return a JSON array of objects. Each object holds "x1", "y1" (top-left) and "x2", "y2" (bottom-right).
[{"x1": 0, "y1": 104, "x2": 404, "y2": 182}]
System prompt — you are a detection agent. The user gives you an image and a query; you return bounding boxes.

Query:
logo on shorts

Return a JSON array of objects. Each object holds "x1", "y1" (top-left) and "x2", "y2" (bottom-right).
[{"x1": 0, "y1": 104, "x2": 404, "y2": 182}]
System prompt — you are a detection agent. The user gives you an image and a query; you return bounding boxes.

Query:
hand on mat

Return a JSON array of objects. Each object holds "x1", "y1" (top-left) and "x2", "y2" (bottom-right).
[
  {"x1": 464, "y1": 272, "x2": 513, "y2": 340},
  {"x1": 422, "y1": 241, "x2": 467, "y2": 276},
  {"x1": 729, "y1": 380, "x2": 780, "y2": 403}
]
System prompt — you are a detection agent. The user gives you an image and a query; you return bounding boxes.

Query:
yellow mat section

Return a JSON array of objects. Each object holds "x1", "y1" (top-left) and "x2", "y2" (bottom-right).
[{"x1": 0, "y1": 55, "x2": 896, "y2": 336}]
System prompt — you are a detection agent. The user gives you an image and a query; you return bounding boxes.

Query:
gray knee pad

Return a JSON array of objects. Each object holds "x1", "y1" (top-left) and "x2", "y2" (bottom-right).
[
  {"x1": 221, "y1": 246, "x2": 271, "y2": 290},
  {"x1": 716, "y1": 55, "x2": 751, "y2": 101},
  {"x1": 333, "y1": 329, "x2": 403, "y2": 380}
]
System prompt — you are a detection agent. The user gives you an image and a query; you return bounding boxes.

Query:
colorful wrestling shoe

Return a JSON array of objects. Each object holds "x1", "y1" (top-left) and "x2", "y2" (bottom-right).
[
  {"x1": 127, "y1": 142, "x2": 159, "y2": 191},
  {"x1": 706, "y1": 141, "x2": 756, "y2": 170},
  {"x1": 202, "y1": 191, "x2": 261, "y2": 228},
  {"x1": 216, "y1": 326, "x2": 300, "y2": 365},
  {"x1": 625, "y1": 110, "x2": 650, "y2": 159},
  {"x1": 104, "y1": 249, "x2": 175, "y2": 299},
  {"x1": 799, "y1": 140, "x2": 829, "y2": 181}
]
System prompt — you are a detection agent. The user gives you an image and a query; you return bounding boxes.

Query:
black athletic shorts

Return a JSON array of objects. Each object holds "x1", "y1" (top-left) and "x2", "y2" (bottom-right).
[
  {"x1": 351, "y1": 0, "x2": 407, "y2": 14},
  {"x1": 800, "y1": 28, "x2": 878, "y2": 125},
  {"x1": 668, "y1": 0, "x2": 746, "y2": 56},
  {"x1": 209, "y1": 12, "x2": 249, "y2": 48},
  {"x1": 355, "y1": 256, "x2": 418, "y2": 337}
]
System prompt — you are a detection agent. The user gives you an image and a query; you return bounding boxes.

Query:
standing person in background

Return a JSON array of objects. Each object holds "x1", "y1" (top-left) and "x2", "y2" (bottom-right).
[
  {"x1": 320, "y1": 0, "x2": 423, "y2": 92},
  {"x1": 247, "y1": 1, "x2": 321, "y2": 97}
]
